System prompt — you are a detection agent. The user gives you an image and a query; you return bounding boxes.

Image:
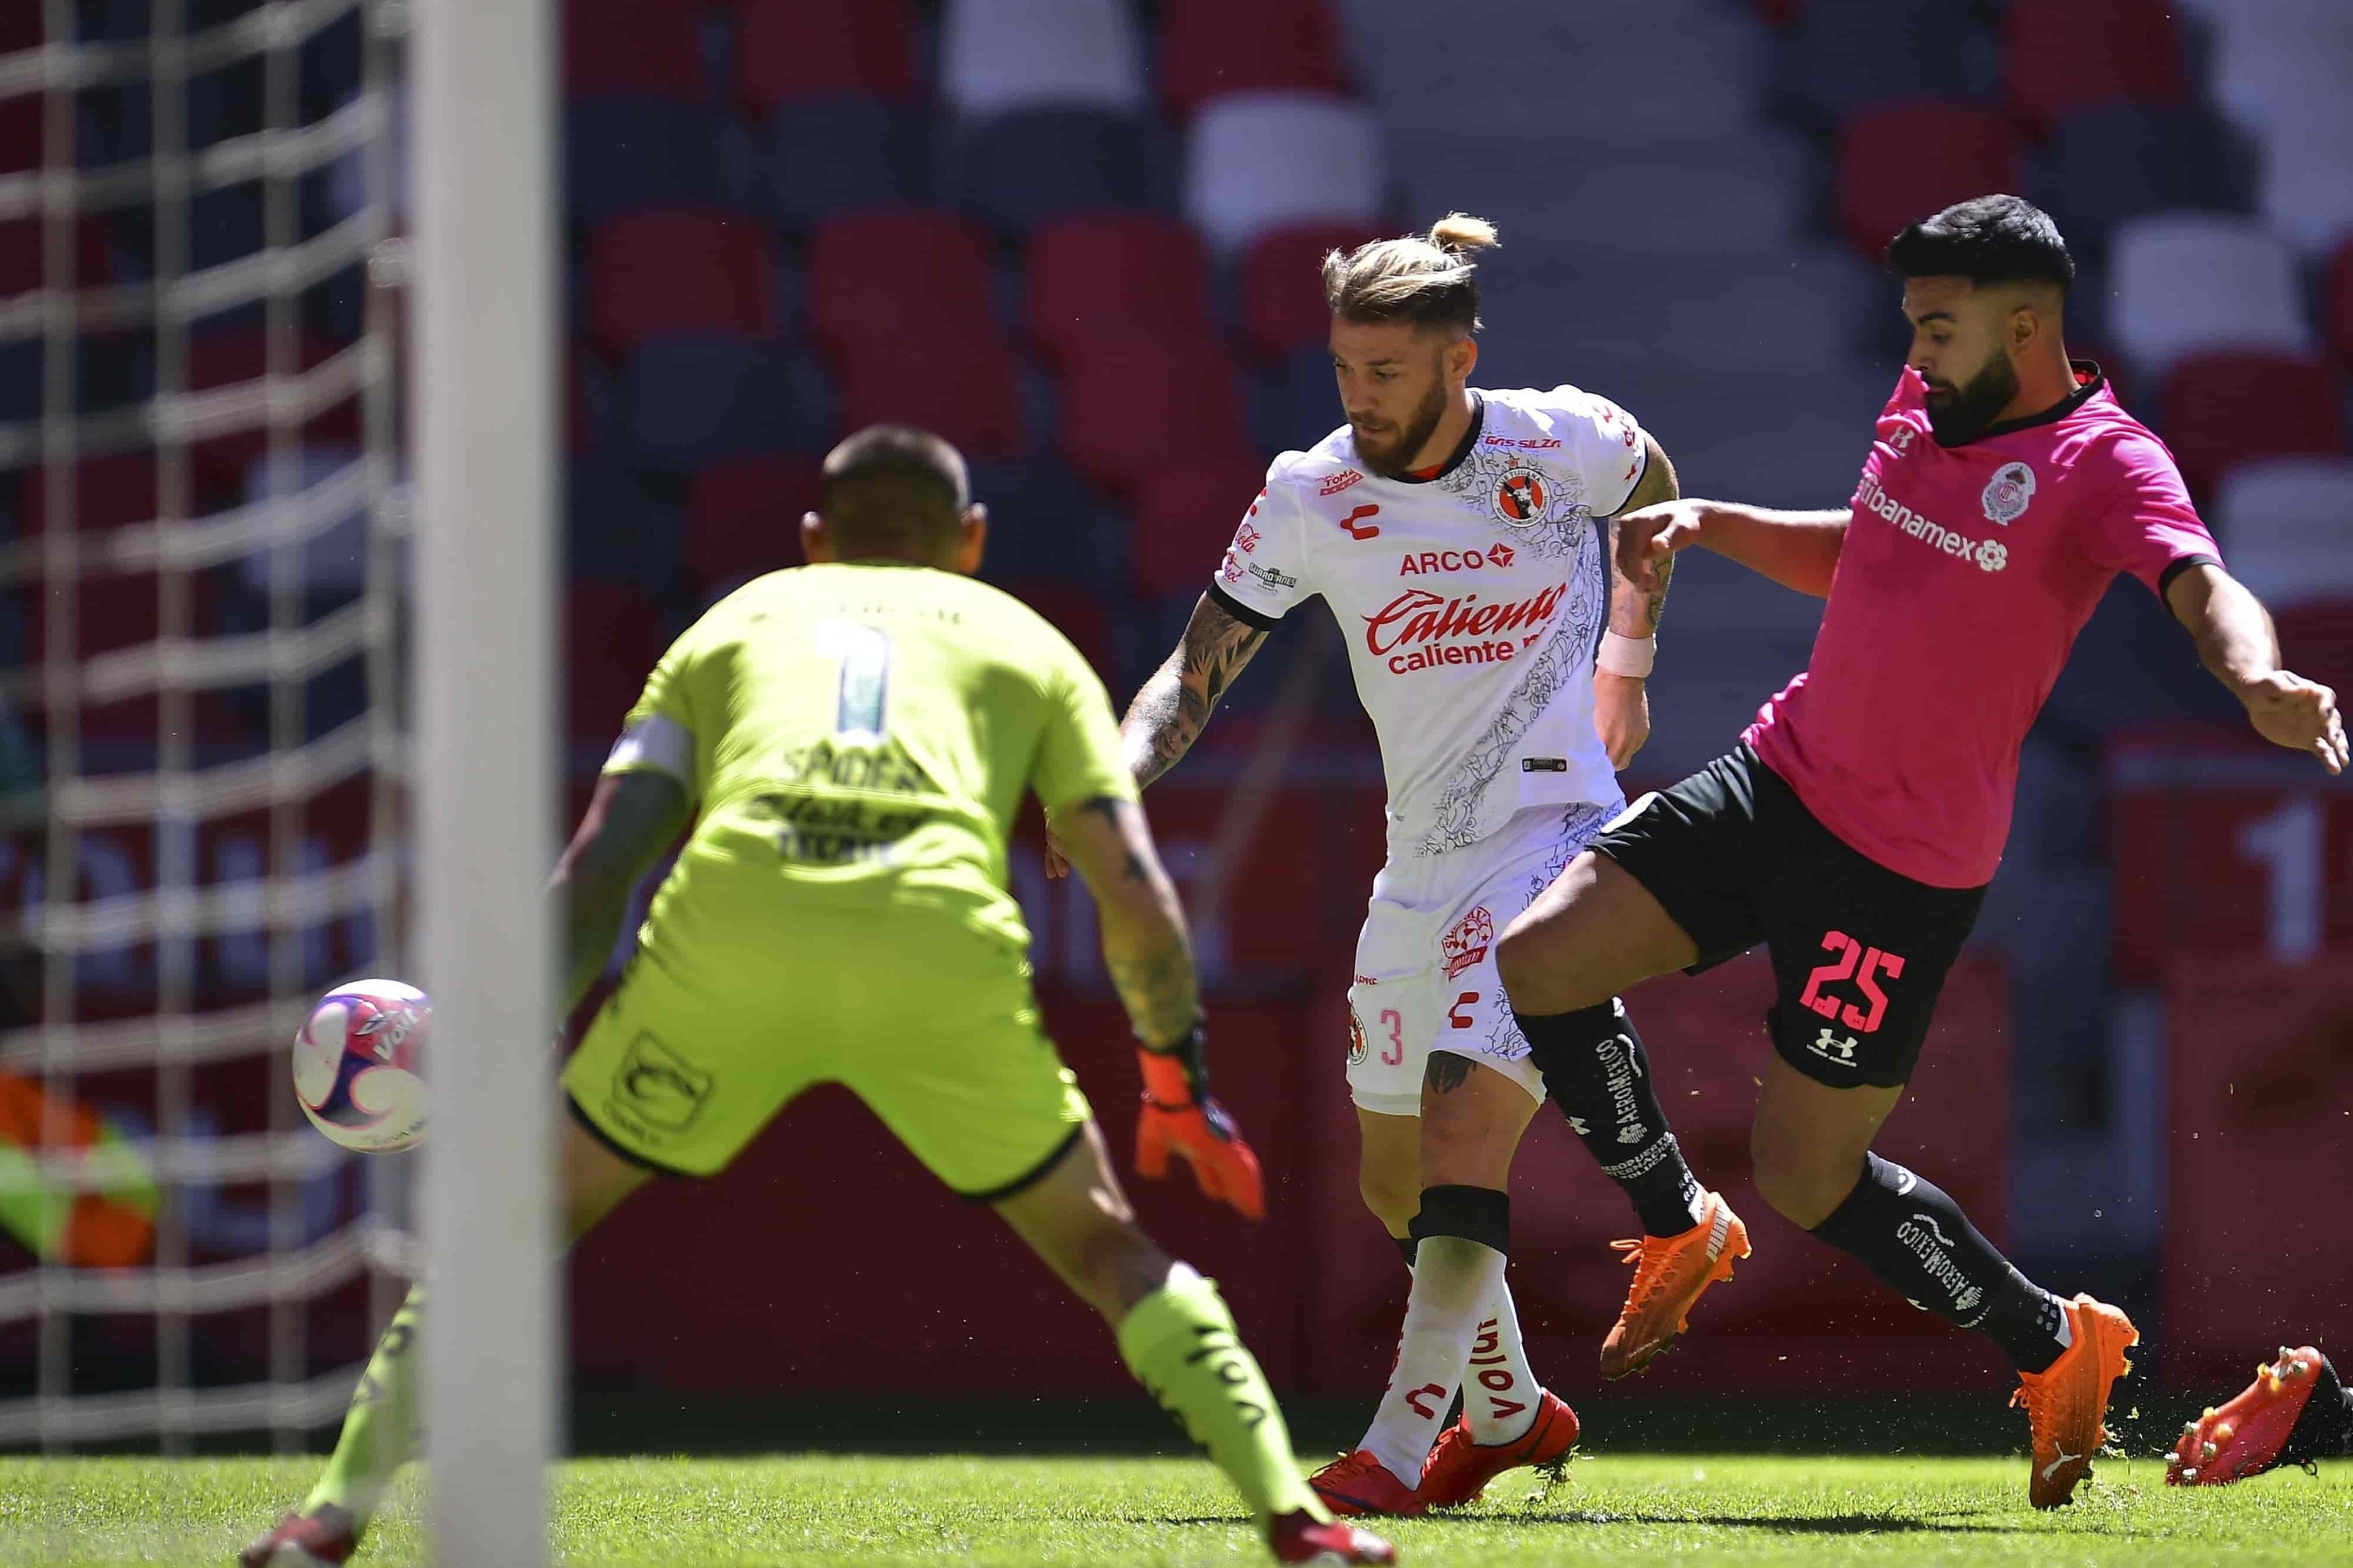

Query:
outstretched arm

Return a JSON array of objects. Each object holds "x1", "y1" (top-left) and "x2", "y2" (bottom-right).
[
  {"x1": 1618, "y1": 501, "x2": 1851, "y2": 601},
  {"x1": 1045, "y1": 594, "x2": 1269, "y2": 879},
  {"x1": 1598, "y1": 435, "x2": 1680, "y2": 768},
  {"x1": 2165, "y1": 563, "x2": 2347, "y2": 774},
  {"x1": 551, "y1": 770, "x2": 694, "y2": 1014}
]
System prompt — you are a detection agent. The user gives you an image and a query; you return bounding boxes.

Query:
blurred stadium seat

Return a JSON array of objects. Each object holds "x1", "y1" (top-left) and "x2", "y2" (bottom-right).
[
  {"x1": 619, "y1": 336, "x2": 824, "y2": 471},
  {"x1": 1777, "y1": 0, "x2": 1989, "y2": 131},
  {"x1": 2328, "y1": 239, "x2": 2353, "y2": 369},
  {"x1": 2157, "y1": 352, "x2": 2345, "y2": 499},
  {"x1": 828, "y1": 327, "x2": 1026, "y2": 463},
  {"x1": 2032, "y1": 107, "x2": 2253, "y2": 259},
  {"x1": 563, "y1": 0, "x2": 702, "y2": 99},
  {"x1": 2212, "y1": 458, "x2": 2353, "y2": 608},
  {"x1": 761, "y1": 99, "x2": 934, "y2": 231},
  {"x1": 1061, "y1": 332, "x2": 1254, "y2": 501},
  {"x1": 939, "y1": 0, "x2": 1146, "y2": 118},
  {"x1": 732, "y1": 0, "x2": 918, "y2": 114},
  {"x1": 1184, "y1": 92, "x2": 1383, "y2": 255},
  {"x1": 1156, "y1": 0, "x2": 1348, "y2": 121},
  {"x1": 1022, "y1": 213, "x2": 1212, "y2": 371},
  {"x1": 684, "y1": 455, "x2": 819, "y2": 600},
  {"x1": 946, "y1": 106, "x2": 1160, "y2": 237},
  {"x1": 1125, "y1": 455, "x2": 1269, "y2": 599},
  {"x1": 805, "y1": 208, "x2": 994, "y2": 359},
  {"x1": 1239, "y1": 221, "x2": 1383, "y2": 365},
  {"x1": 1834, "y1": 104, "x2": 2021, "y2": 259},
  {"x1": 564, "y1": 583, "x2": 664, "y2": 746},
  {"x1": 563, "y1": 99, "x2": 723, "y2": 227},
  {"x1": 2001, "y1": 0, "x2": 2185, "y2": 139},
  {"x1": 584, "y1": 210, "x2": 777, "y2": 359},
  {"x1": 2109, "y1": 213, "x2": 2312, "y2": 379}
]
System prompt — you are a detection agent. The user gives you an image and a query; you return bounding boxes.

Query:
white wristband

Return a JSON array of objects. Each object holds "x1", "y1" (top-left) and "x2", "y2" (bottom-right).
[{"x1": 1598, "y1": 632, "x2": 1655, "y2": 678}]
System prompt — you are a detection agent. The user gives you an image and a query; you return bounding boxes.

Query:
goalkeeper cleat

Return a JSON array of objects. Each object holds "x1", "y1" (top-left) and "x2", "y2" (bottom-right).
[
  {"x1": 1308, "y1": 1449, "x2": 1427, "y2": 1517},
  {"x1": 2009, "y1": 1293, "x2": 2138, "y2": 1509},
  {"x1": 1418, "y1": 1387, "x2": 1581, "y2": 1507},
  {"x1": 1268, "y1": 1509, "x2": 1398, "y2": 1565},
  {"x1": 2167, "y1": 1346, "x2": 2345, "y2": 1486},
  {"x1": 1598, "y1": 1191, "x2": 1750, "y2": 1380},
  {"x1": 237, "y1": 1503, "x2": 357, "y2": 1567}
]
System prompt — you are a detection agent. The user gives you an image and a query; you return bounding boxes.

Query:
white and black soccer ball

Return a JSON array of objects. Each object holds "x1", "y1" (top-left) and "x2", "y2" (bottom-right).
[{"x1": 293, "y1": 978, "x2": 430, "y2": 1153}]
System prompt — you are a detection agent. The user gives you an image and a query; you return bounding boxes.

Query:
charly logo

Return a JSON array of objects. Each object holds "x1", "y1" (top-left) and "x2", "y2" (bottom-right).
[{"x1": 1981, "y1": 461, "x2": 2035, "y2": 525}]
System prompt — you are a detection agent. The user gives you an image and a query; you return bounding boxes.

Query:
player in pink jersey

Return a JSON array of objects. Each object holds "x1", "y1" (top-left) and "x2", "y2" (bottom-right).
[{"x1": 1492, "y1": 196, "x2": 2346, "y2": 1509}]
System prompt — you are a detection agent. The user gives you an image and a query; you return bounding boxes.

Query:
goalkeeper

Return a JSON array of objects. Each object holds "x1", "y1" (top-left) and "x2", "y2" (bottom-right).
[{"x1": 242, "y1": 426, "x2": 1392, "y2": 1568}]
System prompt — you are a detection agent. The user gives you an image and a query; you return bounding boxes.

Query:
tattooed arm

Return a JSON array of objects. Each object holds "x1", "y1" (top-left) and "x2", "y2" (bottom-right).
[
  {"x1": 1045, "y1": 593, "x2": 1270, "y2": 879},
  {"x1": 1052, "y1": 793, "x2": 1200, "y2": 1047},
  {"x1": 1597, "y1": 434, "x2": 1681, "y2": 768}
]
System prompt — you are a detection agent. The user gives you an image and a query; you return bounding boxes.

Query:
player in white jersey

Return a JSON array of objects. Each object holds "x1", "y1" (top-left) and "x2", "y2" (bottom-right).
[{"x1": 1047, "y1": 215, "x2": 1749, "y2": 1514}]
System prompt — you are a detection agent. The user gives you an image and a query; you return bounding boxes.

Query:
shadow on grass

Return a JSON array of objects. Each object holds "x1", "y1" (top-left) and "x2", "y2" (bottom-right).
[{"x1": 1142, "y1": 1508, "x2": 2018, "y2": 1537}]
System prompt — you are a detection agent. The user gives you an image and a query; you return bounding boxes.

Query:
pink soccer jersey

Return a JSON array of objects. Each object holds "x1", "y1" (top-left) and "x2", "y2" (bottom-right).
[{"x1": 1744, "y1": 364, "x2": 2221, "y2": 888}]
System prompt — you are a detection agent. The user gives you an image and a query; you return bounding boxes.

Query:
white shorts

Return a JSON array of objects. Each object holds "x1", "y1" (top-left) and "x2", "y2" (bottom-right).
[{"x1": 1345, "y1": 799, "x2": 1620, "y2": 1118}]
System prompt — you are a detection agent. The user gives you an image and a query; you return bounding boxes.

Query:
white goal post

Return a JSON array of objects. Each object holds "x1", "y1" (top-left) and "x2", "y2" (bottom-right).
[{"x1": 411, "y1": 0, "x2": 557, "y2": 1563}]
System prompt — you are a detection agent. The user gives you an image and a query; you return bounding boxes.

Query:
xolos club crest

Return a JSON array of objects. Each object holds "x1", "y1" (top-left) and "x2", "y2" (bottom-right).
[{"x1": 1491, "y1": 463, "x2": 1548, "y2": 525}]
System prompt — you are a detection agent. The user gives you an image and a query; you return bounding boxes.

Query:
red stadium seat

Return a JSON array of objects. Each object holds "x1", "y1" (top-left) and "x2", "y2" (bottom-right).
[
  {"x1": 1157, "y1": 0, "x2": 1348, "y2": 120},
  {"x1": 734, "y1": 0, "x2": 918, "y2": 113},
  {"x1": 685, "y1": 455, "x2": 821, "y2": 597},
  {"x1": 1239, "y1": 220, "x2": 1382, "y2": 364},
  {"x1": 1022, "y1": 213, "x2": 1212, "y2": 371},
  {"x1": 1126, "y1": 454, "x2": 1268, "y2": 598},
  {"x1": 1060, "y1": 332, "x2": 1255, "y2": 502},
  {"x1": 805, "y1": 209, "x2": 992, "y2": 360},
  {"x1": 565, "y1": 584, "x2": 664, "y2": 746},
  {"x1": 583, "y1": 210, "x2": 778, "y2": 359},
  {"x1": 2003, "y1": 0, "x2": 2185, "y2": 139},
  {"x1": 0, "y1": 215, "x2": 113, "y2": 298},
  {"x1": 22, "y1": 453, "x2": 157, "y2": 535},
  {"x1": 1834, "y1": 105, "x2": 2022, "y2": 260},
  {"x1": 996, "y1": 581, "x2": 1112, "y2": 678},
  {"x1": 564, "y1": 0, "x2": 703, "y2": 99},
  {"x1": 828, "y1": 325, "x2": 1025, "y2": 462},
  {"x1": 2272, "y1": 599, "x2": 2353, "y2": 701},
  {"x1": 2327, "y1": 238, "x2": 2353, "y2": 371},
  {"x1": 2158, "y1": 352, "x2": 2347, "y2": 499}
]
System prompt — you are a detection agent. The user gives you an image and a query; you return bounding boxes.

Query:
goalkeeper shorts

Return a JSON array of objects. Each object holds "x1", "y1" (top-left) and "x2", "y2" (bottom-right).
[{"x1": 561, "y1": 898, "x2": 1091, "y2": 1201}]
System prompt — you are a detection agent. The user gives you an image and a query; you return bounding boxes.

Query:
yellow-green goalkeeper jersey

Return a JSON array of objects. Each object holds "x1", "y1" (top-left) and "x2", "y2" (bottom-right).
[{"x1": 600, "y1": 561, "x2": 1134, "y2": 953}]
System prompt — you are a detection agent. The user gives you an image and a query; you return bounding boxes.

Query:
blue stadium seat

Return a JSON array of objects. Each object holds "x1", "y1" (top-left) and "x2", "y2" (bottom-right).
[
  {"x1": 1775, "y1": 0, "x2": 1994, "y2": 131},
  {"x1": 2034, "y1": 106, "x2": 2256, "y2": 259},
  {"x1": 567, "y1": 459, "x2": 685, "y2": 596},
  {"x1": 762, "y1": 98, "x2": 934, "y2": 232},
  {"x1": 968, "y1": 457, "x2": 1123, "y2": 589},
  {"x1": 189, "y1": 183, "x2": 265, "y2": 273},
  {"x1": 564, "y1": 98, "x2": 722, "y2": 226},
  {"x1": 621, "y1": 335, "x2": 825, "y2": 471},
  {"x1": 946, "y1": 108, "x2": 1161, "y2": 237},
  {"x1": 1257, "y1": 342, "x2": 1339, "y2": 458},
  {"x1": 0, "y1": 332, "x2": 151, "y2": 424}
]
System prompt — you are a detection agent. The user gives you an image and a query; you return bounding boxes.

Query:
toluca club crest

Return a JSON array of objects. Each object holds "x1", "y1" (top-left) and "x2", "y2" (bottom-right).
[{"x1": 1981, "y1": 461, "x2": 2035, "y2": 525}]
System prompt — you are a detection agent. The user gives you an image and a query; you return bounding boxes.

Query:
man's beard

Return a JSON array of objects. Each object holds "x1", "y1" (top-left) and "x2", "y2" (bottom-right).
[
  {"x1": 1352, "y1": 379, "x2": 1451, "y2": 477},
  {"x1": 1921, "y1": 352, "x2": 2019, "y2": 445}
]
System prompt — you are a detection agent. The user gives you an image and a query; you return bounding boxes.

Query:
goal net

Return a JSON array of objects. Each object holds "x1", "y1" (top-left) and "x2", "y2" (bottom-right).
[{"x1": 0, "y1": 0, "x2": 411, "y2": 1453}]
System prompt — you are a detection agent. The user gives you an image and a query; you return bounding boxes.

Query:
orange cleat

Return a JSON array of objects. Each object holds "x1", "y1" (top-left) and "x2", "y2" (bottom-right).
[
  {"x1": 1598, "y1": 1191, "x2": 1750, "y2": 1380},
  {"x1": 2009, "y1": 1293, "x2": 2138, "y2": 1509},
  {"x1": 1268, "y1": 1508, "x2": 1398, "y2": 1564},
  {"x1": 1419, "y1": 1387, "x2": 1580, "y2": 1508},
  {"x1": 2167, "y1": 1346, "x2": 2345, "y2": 1487},
  {"x1": 1308, "y1": 1449, "x2": 1427, "y2": 1518},
  {"x1": 238, "y1": 1503, "x2": 357, "y2": 1567}
]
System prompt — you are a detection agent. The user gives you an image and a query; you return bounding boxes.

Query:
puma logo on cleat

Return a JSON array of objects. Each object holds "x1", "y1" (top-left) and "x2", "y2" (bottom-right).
[{"x1": 2041, "y1": 1449, "x2": 2082, "y2": 1481}]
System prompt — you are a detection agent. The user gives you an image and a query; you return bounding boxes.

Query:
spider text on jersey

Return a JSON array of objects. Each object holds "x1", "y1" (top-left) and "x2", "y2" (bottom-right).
[{"x1": 1361, "y1": 583, "x2": 1568, "y2": 674}]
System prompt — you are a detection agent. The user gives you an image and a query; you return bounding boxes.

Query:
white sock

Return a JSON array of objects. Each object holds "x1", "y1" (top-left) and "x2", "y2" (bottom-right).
[
  {"x1": 1359, "y1": 1236, "x2": 1507, "y2": 1487},
  {"x1": 1462, "y1": 1276, "x2": 1540, "y2": 1445}
]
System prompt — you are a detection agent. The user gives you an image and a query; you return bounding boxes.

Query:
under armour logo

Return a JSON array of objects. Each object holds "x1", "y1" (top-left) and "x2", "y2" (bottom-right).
[{"x1": 1808, "y1": 1027, "x2": 1860, "y2": 1066}]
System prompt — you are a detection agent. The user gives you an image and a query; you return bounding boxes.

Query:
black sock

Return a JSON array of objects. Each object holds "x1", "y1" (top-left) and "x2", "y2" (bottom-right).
[
  {"x1": 1514, "y1": 997, "x2": 1705, "y2": 1237},
  {"x1": 1394, "y1": 1234, "x2": 1418, "y2": 1270},
  {"x1": 1810, "y1": 1152, "x2": 2069, "y2": 1373}
]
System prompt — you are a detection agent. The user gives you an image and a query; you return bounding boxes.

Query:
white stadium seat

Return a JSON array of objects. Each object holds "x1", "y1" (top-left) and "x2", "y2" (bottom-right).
[
  {"x1": 2109, "y1": 214, "x2": 2312, "y2": 381},
  {"x1": 939, "y1": 0, "x2": 1145, "y2": 117},
  {"x1": 2212, "y1": 458, "x2": 2353, "y2": 609},
  {"x1": 1184, "y1": 91, "x2": 1384, "y2": 255}
]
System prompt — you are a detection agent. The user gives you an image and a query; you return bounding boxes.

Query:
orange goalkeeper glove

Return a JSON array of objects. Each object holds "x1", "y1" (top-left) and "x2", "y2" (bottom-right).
[{"x1": 1134, "y1": 1023, "x2": 1265, "y2": 1222}]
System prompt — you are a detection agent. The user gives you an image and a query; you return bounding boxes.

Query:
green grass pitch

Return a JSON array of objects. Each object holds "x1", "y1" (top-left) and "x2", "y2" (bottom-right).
[{"x1": 4, "y1": 1453, "x2": 2349, "y2": 1567}]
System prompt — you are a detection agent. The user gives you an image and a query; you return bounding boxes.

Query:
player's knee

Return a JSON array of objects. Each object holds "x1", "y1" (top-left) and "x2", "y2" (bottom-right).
[
  {"x1": 1495, "y1": 907, "x2": 1608, "y2": 1015},
  {"x1": 1748, "y1": 1123, "x2": 1850, "y2": 1230},
  {"x1": 1358, "y1": 1162, "x2": 1421, "y2": 1236}
]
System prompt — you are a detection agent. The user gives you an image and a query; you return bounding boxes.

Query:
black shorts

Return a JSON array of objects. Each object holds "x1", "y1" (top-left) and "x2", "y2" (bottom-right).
[{"x1": 1589, "y1": 744, "x2": 1986, "y2": 1089}]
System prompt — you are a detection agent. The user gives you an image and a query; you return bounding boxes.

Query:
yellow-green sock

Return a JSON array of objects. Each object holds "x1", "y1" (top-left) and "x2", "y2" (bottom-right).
[
  {"x1": 1116, "y1": 1265, "x2": 1328, "y2": 1524},
  {"x1": 303, "y1": 1283, "x2": 424, "y2": 1527}
]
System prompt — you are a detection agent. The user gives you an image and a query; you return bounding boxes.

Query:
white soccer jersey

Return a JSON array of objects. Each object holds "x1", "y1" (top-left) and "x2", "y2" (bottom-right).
[{"x1": 1211, "y1": 386, "x2": 1648, "y2": 857}]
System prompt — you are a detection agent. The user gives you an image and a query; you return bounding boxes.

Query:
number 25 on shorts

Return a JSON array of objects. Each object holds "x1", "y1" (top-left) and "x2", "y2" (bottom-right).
[{"x1": 1796, "y1": 930, "x2": 1906, "y2": 1035}]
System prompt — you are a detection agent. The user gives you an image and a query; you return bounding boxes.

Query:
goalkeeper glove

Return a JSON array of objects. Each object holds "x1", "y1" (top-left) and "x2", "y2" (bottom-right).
[{"x1": 1134, "y1": 1022, "x2": 1265, "y2": 1222}]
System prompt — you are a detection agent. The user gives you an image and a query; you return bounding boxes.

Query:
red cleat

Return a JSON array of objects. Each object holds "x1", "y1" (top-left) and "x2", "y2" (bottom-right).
[
  {"x1": 238, "y1": 1503, "x2": 357, "y2": 1567},
  {"x1": 1268, "y1": 1508, "x2": 1398, "y2": 1564},
  {"x1": 2167, "y1": 1346, "x2": 2347, "y2": 1486},
  {"x1": 1308, "y1": 1448, "x2": 1427, "y2": 1517},
  {"x1": 1418, "y1": 1388, "x2": 1581, "y2": 1507}
]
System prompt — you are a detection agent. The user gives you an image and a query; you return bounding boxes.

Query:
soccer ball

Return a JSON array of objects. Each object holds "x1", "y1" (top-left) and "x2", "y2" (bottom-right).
[{"x1": 293, "y1": 978, "x2": 430, "y2": 1153}]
